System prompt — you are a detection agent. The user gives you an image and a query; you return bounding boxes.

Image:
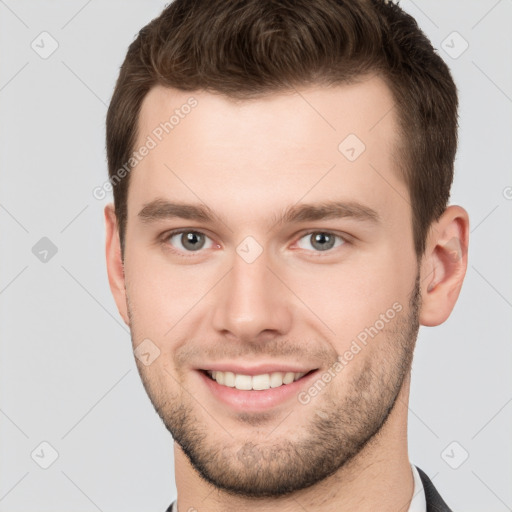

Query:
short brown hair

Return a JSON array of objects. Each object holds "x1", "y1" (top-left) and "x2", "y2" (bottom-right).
[{"x1": 106, "y1": 0, "x2": 458, "y2": 257}]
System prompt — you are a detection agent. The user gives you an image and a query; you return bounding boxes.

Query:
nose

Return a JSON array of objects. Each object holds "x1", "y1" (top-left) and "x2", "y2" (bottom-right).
[{"x1": 211, "y1": 248, "x2": 293, "y2": 344}]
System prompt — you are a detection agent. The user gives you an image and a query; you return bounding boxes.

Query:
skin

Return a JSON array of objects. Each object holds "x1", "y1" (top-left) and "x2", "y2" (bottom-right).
[{"x1": 105, "y1": 75, "x2": 469, "y2": 511}]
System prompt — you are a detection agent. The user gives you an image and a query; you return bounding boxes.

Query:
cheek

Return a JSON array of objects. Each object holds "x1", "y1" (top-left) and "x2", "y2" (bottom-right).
[
  {"x1": 286, "y1": 253, "x2": 416, "y2": 344},
  {"x1": 124, "y1": 250, "x2": 214, "y2": 341}
]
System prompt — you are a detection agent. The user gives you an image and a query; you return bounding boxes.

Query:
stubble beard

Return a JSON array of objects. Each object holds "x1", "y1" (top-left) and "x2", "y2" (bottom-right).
[{"x1": 129, "y1": 275, "x2": 421, "y2": 498}]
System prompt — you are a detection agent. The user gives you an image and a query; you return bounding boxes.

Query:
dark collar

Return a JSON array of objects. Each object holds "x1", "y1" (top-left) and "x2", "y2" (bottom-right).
[{"x1": 415, "y1": 466, "x2": 453, "y2": 512}]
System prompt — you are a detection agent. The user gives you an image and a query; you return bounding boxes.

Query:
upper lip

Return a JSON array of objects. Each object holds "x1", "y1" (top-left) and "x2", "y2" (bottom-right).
[{"x1": 199, "y1": 364, "x2": 317, "y2": 376}]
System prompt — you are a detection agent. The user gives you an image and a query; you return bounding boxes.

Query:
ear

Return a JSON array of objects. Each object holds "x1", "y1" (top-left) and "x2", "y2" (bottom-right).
[
  {"x1": 104, "y1": 203, "x2": 130, "y2": 326},
  {"x1": 419, "y1": 205, "x2": 469, "y2": 326}
]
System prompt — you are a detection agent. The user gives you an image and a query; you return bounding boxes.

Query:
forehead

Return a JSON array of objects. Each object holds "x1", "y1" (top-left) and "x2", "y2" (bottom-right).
[{"x1": 128, "y1": 76, "x2": 406, "y2": 224}]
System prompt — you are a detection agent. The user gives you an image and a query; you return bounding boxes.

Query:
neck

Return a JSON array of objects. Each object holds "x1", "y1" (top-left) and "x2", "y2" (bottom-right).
[{"x1": 174, "y1": 373, "x2": 414, "y2": 512}]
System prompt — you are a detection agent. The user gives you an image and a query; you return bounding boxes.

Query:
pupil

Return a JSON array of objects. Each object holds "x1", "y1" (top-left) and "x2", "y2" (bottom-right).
[
  {"x1": 183, "y1": 232, "x2": 204, "y2": 250},
  {"x1": 312, "y1": 232, "x2": 334, "y2": 251}
]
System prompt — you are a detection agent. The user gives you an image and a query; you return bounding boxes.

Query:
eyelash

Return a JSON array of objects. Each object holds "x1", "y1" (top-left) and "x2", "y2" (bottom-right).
[{"x1": 160, "y1": 229, "x2": 348, "y2": 257}]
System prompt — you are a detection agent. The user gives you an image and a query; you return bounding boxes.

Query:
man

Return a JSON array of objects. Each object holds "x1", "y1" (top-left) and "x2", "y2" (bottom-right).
[{"x1": 104, "y1": 1, "x2": 469, "y2": 510}]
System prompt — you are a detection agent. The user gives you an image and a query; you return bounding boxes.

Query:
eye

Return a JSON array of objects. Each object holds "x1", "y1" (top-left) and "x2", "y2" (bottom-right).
[
  {"x1": 165, "y1": 230, "x2": 215, "y2": 252},
  {"x1": 296, "y1": 231, "x2": 345, "y2": 252}
]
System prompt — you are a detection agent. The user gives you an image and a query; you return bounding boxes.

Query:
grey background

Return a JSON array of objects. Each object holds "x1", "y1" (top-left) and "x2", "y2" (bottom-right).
[{"x1": 0, "y1": 1, "x2": 511, "y2": 511}]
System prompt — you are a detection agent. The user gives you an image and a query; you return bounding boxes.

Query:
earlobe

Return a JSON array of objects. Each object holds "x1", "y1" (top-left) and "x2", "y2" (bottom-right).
[
  {"x1": 419, "y1": 205, "x2": 469, "y2": 327},
  {"x1": 104, "y1": 204, "x2": 130, "y2": 326}
]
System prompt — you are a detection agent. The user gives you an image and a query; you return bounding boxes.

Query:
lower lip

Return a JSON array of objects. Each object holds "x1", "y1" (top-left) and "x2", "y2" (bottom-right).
[{"x1": 197, "y1": 370, "x2": 319, "y2": 412}]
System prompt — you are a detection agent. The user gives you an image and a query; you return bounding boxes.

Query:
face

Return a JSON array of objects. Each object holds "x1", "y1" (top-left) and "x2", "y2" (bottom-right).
[{"x1": 114, "y1": 77, "x2": 423, "y2": 496}]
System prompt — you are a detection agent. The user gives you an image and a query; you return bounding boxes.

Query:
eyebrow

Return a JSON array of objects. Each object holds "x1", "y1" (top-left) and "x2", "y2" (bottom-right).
[
  {"x1": 272, "y1": 201, "x2": 379, "y2": 226},
  {"x1": 138, "y1": 199, "x2": 221, "y2": 223},
  {"x1": 137, "y1": 198, "x2": 380, "y2": 226}
]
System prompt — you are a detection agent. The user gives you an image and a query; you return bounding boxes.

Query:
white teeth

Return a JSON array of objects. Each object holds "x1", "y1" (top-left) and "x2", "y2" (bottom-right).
[
  {"x1": 208, "y1": 370, "x2": 308, "y2": 390},
  {"x1": 283, "y1": 372, "x2": 295, "y2": 384},
  {"x1": 270, "y1": 372, "x2": 284, "y2": 388},
  {"x1": 223, "y1": 371, "x2": 235, "y2": 387},
  {"x1": 252, "y1": 374, "x2": 270, "y2": 390},
  {"x1": 234, "y1": 374, "x2": 252, "y2": 390}
]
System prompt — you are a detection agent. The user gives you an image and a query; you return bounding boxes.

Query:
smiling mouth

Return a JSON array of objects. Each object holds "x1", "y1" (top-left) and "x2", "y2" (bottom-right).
[{"x1": 203, "y1": 369, "x2": 316, "y2": 391}]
